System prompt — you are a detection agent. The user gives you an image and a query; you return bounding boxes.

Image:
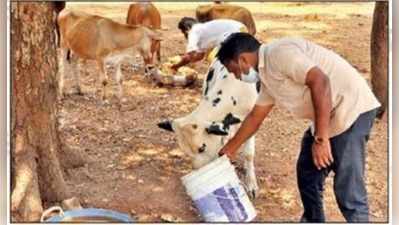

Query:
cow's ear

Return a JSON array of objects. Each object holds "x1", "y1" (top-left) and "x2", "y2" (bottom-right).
[
  {"x1": 158, "y1": 120, "x2": 174, "y2": 132},
  {"x1": 205, "y1": 124, "x2": 228, "y2": 136},
  {"x1": 222, "y1": 113, "x2": 241, "y2": 129}
]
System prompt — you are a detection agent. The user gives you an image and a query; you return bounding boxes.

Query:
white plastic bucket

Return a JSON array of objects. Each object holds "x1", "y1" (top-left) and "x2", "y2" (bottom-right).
[{"x1": 181, "y1": 155, "x2": 257, "y2": 222}]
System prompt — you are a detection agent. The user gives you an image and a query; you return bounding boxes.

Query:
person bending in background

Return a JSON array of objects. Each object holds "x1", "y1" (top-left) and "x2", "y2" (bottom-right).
[{"x1": 171, "y1": 17, "x2": 247, "y2": 71}]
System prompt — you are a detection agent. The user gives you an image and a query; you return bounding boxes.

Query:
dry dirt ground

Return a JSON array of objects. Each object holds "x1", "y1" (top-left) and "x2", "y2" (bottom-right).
[{"x1": 55, "y1": 2, "x2": 388, "y2": 222}]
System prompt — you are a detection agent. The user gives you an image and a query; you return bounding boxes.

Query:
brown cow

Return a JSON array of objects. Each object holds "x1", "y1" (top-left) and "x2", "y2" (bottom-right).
[
  {"x1": 196, "y1": 4, "x2": 256, "y2": 35},
  {"x1": 126, "y1": 2, "x2": 162, "y2": 62},
  {"x1": 57, "y1": 9, "x2": 162, "y2": 103}
]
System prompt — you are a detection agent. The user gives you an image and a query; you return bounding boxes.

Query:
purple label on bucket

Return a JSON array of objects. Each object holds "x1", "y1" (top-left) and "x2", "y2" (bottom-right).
[
  {"x1": 195, "y1": 191, "x2": 226, "y2": 220},
  {"x1": 228, "y1": 186, "x2": 248, "y2": 221},
  {"x1": 193, "y1": 184, "x2": 249, "y2": 222}
]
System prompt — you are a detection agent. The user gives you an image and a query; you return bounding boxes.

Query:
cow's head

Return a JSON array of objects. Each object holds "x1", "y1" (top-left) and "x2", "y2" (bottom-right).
[{"x1": 158, "y1": 113, "x2": 241, "y2": 168}]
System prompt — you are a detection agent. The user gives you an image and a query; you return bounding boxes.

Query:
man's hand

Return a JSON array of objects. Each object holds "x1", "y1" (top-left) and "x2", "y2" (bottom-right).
[
  {"x1": 218, "y1": 104, "x2": 274, "y2": 161},
  {"x1": 311, "y1": 140, "x2": 333, "y2": 170},
  {"x1": 218, "y1": 143, "x2": 238, "y2": 160},
  {"x1": 170, "y1": 64, "x2": 180, "y2": 72},
  {"x1": 305, "y1": 67, "x2": 333, "y2": 170},
  {"x1": 171, "y1": 52, "x2": 205, "y2": 72}
]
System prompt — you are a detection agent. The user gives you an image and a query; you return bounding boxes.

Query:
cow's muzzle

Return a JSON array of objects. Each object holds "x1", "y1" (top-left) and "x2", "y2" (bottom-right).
[{"x1": 157, "y1": 120, "x2": 174, "y2": 132}]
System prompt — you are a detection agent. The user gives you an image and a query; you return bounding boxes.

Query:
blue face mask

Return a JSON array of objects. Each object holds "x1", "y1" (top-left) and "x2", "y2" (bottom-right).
[{"x1": 240, "y1": 67, "x2": 259, "y2": 83}]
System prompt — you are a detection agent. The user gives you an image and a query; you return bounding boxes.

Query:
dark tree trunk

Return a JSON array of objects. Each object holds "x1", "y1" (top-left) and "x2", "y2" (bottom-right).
[
  {"x1": 10, "y1": 2, "x2": 85, "y2": 222},
  {"x1": 371, "y1": 1, "x2": 388, "y2": 118}
]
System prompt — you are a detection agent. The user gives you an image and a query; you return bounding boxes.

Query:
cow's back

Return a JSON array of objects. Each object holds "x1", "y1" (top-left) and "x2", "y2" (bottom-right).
[
  {"x1": 64, "y1": 15, "x2": 103, "y2": 59},
  {"x1": 192, "y1": 60, "x2": 258, "y2": 122},
  {"x1": 57, "y1": 9, "x2": 90, "y2": 49},
  {"x1": 126, "y1": 3, "x2": 161, "y2": 29},
  {"x1": 196, "y1": 4, "x2": 256, "y2": 35}
]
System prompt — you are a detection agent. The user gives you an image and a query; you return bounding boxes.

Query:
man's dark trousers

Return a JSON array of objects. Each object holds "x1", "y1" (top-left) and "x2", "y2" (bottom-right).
[{"x1": 297, "y1": 108, "x2": 378, "y2": 222}]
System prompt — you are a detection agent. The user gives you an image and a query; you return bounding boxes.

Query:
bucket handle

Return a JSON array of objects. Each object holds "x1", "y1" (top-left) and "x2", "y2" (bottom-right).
[{"x1": 40, "y1": 206, "x2": 65, "y2": 222}]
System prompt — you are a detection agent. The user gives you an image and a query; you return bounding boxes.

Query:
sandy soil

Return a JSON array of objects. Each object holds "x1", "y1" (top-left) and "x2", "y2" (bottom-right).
[{"x1": 55, "y1": 2, "x2": 388, "y2": 222}]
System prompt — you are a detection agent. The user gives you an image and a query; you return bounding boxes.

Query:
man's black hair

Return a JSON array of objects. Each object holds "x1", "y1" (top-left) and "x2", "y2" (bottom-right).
[
  {"x1": 216, "y1": 32, "x2": 261, "y2": 65},
  {"x1": 177, "y1": 17, "x2": 198, "y2": 33}
]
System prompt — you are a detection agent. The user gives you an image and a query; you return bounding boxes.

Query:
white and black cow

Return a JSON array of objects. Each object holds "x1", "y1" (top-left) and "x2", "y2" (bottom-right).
[{"x1": 158, "y1": 59, "x2": 260, "y2": 197}]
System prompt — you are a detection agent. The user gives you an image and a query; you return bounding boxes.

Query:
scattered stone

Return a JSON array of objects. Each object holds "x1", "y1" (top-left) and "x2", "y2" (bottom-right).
[
  {"x1": 152, "y1": 187, "x2": 163, "y2": 192},
  {"x1": 61, "y1": 197, "x2": 82, "y2": 210},
  {"x1": 106, "y1": 163, "x2": 114, "y2": 169},
  {"x1": 160, "y1": 213, "x2": 179, "y2": 222}
]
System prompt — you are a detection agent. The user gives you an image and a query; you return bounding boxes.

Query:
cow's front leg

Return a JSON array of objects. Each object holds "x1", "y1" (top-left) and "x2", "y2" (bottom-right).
[{"x1": 241, "y1": 136, "x2": 258, "y2": 199}]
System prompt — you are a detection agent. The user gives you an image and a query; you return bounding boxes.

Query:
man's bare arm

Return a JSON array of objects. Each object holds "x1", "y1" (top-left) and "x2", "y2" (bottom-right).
[
  {"x1": 219, "y1": 104, "x2": 274, "y2": 159},
  {"x1": 305, "y1": 66, "x2": 333, "y2": 169},
  {"x1": 171, "y1": 51, "x2": 205, "y2": 70}
]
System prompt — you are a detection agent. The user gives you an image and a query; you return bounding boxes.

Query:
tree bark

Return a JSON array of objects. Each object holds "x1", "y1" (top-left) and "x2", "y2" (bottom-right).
[
  {"x1": 371, "y1": 1, "x2": 388, "y2": 118},
  {"x1": 11, "y1": 2, "x2": 85, "y2": 222}
]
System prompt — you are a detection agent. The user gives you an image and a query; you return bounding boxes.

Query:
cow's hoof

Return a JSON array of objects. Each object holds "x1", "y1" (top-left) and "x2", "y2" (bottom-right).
[
  {"x1": 68, "y1": 86, "x2": 82, "y2": 96},
  {"x1": 57, "y1": 92, "x2": 64, "y2": 101},
  {"x1": 75, "y1": 86, "x2": 82, "y2": 95},
  {"x1": 248, "y1": 189, "x2": 258, "y2": 200},
  {"x1": 244, "y1": 179, "x2": 259, "y2": 200}
]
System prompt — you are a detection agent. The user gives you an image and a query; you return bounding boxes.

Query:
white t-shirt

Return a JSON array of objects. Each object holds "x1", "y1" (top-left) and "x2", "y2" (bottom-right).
[
  {"x1": 186, "y1": 19, "x2": 246, "y2": 53},
  {"x1": 256, "y1": 37, "x2": 381, "y2": 137}
]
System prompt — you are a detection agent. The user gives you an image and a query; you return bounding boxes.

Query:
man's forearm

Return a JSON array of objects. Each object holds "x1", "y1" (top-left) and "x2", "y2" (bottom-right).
[
  {"x1": 307, "y1": 68, "x2": 332, "y2": 138},
  {"x1": 226, "y1": 104, "x2": 273, "y2": 150},
  {"x1": 174, "y1": 54, "x2": 192, "y2": 68},
  {"x1": 174, "y1": 52, "x2": 205, "y2": 69}
]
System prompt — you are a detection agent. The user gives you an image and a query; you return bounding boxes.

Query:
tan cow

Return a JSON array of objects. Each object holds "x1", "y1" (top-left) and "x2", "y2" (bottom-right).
[
  {"x1": 57, "y1": 9, "x2": 162, "y2": 103},
  {"x1": 196, "y1": 4, "x2": 256, "y2": 35},
  {"x1": 126, "y1": 2, "x2": 161, "y2": 62}
]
